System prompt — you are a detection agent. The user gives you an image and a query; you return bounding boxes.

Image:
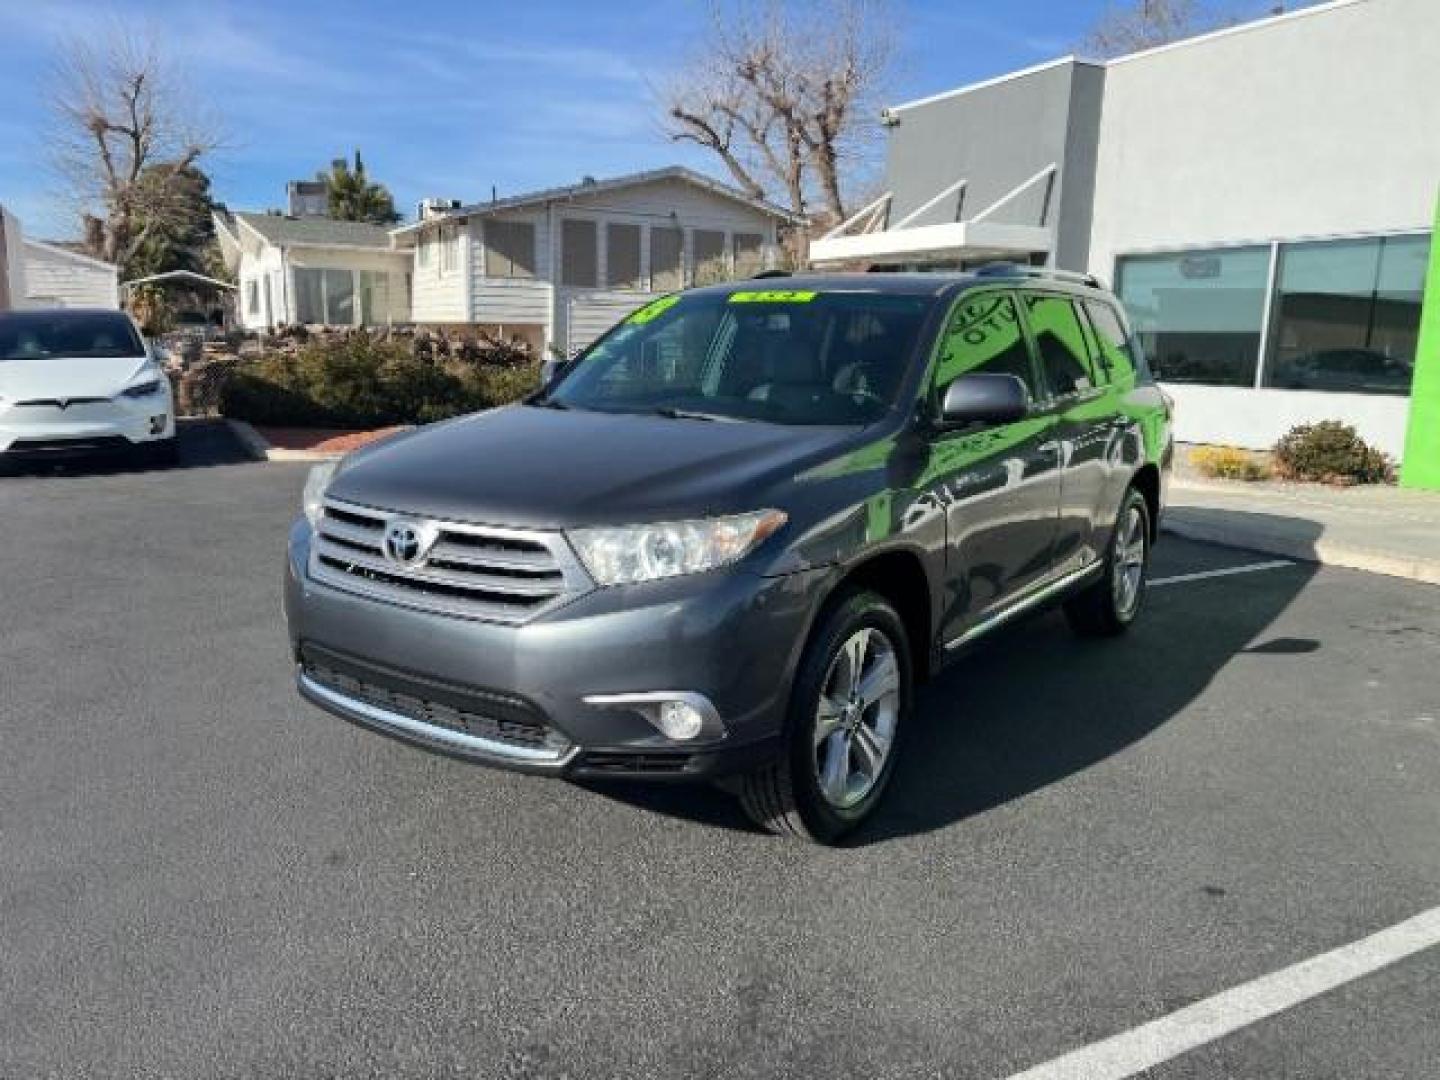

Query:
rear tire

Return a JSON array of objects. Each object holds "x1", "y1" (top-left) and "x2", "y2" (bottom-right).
[
  {"x1": 738, "y1": 589, "x2": 912, "y2": 843},
  {"x1": 1064, "y1": 486, "x2": 1151, "y2": 637}
]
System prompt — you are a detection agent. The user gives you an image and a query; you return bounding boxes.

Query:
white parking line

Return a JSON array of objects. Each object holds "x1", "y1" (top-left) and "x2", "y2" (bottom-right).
[
  {"x1": 1003, "y1": 905, "x2": 1440, "y2": 1080},
  {"x1": 1151, "y1": 560, "x2": 1295, "y2": 587}
]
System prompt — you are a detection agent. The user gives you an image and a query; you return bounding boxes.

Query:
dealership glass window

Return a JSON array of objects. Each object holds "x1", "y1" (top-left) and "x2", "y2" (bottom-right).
[
  {"x1": 605, "y1": 222, "x2": 641, "y2": 289},
  {"x1": 1116, "y1": 246, "x2": 1270, "y2": 386},
  {"x1": 483, "y1": 219, "x2": 536, "y2": 279},
  {"x1": 294, "y1": 268, "x2": 355, "y2": 325},
  {"x1": 1264, "y1": 234, "x2": 1429, "y2": 396},
  {"x1": 561, "y1": 219, "x2": 598, "y2": 288}
]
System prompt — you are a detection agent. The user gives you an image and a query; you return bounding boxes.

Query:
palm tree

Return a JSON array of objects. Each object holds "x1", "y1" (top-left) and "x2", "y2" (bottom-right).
[{"x1": 322, "y1": 150, "x2": 400, "y2": 224}]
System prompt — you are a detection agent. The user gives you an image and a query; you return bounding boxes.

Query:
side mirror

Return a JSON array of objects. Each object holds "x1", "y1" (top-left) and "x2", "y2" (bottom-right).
[{"x1": 939, "y1": 373, "x2": 1031, "y2": 429}]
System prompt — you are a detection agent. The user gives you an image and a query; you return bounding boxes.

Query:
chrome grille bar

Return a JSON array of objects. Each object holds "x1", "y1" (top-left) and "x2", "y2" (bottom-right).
[{"x1": 309, "y1": 497, "x2": 591, "y2": 624}]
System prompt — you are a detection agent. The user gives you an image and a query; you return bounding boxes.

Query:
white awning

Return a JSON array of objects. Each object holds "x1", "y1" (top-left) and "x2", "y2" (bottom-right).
[{"x1": 809, "y1": 165, "x2": 1056, "y2": 267}]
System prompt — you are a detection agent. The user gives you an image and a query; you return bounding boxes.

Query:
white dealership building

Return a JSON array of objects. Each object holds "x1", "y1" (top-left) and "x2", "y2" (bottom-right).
[{"x1": 812, "y1": 0, "x2": 1439, "y2": 462}]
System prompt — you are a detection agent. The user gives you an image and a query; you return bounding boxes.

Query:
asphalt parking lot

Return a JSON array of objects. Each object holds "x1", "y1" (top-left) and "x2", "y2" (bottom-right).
[{"x1": 2, "y1": 423, "x2": 1438, "y2": 1079}]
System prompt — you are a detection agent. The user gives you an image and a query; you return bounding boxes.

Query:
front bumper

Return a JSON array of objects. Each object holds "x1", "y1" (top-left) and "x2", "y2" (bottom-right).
[
  {"x1": 0, "y1": 396, "x2": 175, "y2": 455},
  {"x1": 284, "y1": 518, "x2": 822, "y2": 781}
]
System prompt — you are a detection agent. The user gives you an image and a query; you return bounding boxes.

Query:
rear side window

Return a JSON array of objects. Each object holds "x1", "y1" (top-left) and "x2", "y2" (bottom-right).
[
  {"x1": 932, "y1": 291, "x2": 1038, "y2": 400},
  {"x1": 0, "y1": 311, "x2": 144, "y2": 361},
  {"x1": 1022, "y1": 293, "x2": 1101, "y2": 397},
  {"x1": 1083, "y1": 300, "x2": 1143, "y2": 384}
]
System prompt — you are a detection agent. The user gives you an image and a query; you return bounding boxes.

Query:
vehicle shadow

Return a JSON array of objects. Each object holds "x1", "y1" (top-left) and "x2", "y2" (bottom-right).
[
  {"x1": 586, "y1": 519, "x2": 1323, "y2": 846},
  {"x1": 0, "y1": 418, "x2": 253, "y2": 478}
]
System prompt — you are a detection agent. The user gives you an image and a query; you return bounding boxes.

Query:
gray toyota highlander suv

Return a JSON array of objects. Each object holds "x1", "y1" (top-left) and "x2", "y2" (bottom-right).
[{"x1": 284, "y1": 268, "x2": 1172, "y2": 842}]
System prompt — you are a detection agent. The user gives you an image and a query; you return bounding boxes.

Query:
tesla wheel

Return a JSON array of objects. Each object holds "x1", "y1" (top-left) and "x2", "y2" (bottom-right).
[
  {"x1": 738, "y1": 589, "x2": 911, "y2": 843},
  {"x1": 1065, "y1": 486, "x2": 1151, "y2": 637}
]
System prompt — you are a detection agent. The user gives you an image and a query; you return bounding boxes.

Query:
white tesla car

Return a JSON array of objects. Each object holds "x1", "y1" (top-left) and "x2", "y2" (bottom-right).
[{"x1": 0, "y1": 308, "x2": 177, "y2": 465}]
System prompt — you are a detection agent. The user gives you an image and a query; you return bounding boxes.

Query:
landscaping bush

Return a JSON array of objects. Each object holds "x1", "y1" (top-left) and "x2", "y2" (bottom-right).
[
  {"x1": 1189, "y1": 445, "x2": 1271, "y2": 481},
  {"x1": 218, "y1": 331, "x2": 540, "y2": 428},
  {"x1": 1271, "y1": 421, "x2": 1393, "y2": 485}
]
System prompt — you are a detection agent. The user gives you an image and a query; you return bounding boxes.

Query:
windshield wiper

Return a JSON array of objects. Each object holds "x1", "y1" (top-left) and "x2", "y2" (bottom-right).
[
  {"x1": 651, "y1": 406, "x2": 742, "y2": 423},
  {"x1": 528, "y1": 395, "x2": 570, "y2": 410}
]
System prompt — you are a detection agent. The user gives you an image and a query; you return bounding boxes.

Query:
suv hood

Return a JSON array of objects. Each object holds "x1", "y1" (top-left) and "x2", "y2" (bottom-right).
[
  {"x1": 0, "y1": 356, "x2": 150, "y2": 403},
  {"x1": 328, "y1": 404, "x2": 865, "y2": 529}
]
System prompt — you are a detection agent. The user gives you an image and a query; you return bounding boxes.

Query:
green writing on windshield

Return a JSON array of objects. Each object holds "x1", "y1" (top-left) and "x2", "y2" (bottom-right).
[
  {"x1": 627, "y1": 295, "x2": 681, "y2": 325},
  {"x1": 728, "y1": 290, "x2": 818, "y2": 304}
]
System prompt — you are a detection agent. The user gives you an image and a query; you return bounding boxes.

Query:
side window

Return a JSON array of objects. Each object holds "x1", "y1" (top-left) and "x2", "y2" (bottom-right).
[
  {"x1": 932, "y1": 291, "x2": 1037, "y2": 401},
  {"x1": 1084, "y1": 300, "x2": 1141, "y2": 384},
  {"x1": 1023, "y1": 293, "x2": 1101, "y2": 397}
]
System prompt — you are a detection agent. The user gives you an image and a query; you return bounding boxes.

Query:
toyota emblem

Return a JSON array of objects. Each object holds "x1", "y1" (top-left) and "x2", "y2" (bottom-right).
[{"x1": 383, "y1": 519, "x2": 431, "y2": 566}]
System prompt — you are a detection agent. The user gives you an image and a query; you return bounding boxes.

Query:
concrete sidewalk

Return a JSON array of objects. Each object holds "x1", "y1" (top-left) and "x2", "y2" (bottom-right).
[{"x1": 1164, "y1": 478, "x2": 1440, "y2": 585}]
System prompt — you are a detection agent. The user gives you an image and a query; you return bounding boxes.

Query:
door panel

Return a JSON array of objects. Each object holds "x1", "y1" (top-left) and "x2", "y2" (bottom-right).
[
  {"x1": 1022, "y1": 292, "x2": 1118, "y2": 571},
  {"x1": 921, "y1": 290, "x2": 1063, "y2": 646}
]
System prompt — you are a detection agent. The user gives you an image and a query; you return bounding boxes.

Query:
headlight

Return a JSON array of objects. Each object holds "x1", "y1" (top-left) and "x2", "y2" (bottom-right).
[
  {"x1": 120, "y1": 378, "x2": 163, "y2": 399},
  {"x1": 302, "y1": 461, "x2": 339, "y2": 527},
  {"x1": 569, "y1": 510, "x2": 786, "y2": 586}
]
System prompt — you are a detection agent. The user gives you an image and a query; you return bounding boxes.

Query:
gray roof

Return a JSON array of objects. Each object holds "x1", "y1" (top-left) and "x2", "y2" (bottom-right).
[
  {"x1": 392, "y1": 165, "x2": 801, "y2": 235},
  {"x1": 234, "y1": 212, "x2": 396, "y2": 250}
]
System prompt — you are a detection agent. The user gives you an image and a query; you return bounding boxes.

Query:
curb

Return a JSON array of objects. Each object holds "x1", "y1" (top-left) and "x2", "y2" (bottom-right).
[
  {"x1": 224, "y1": 419, "x2": 344, "y2": 463},
  {"x1": 1161, "y1": 516, "x2": 1440, "y2": 586}
]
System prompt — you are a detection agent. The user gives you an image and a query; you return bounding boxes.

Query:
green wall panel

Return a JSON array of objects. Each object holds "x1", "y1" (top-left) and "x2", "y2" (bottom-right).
[{"x1": 1401, "y1": 192, "x2": 1440, "y2": 490}]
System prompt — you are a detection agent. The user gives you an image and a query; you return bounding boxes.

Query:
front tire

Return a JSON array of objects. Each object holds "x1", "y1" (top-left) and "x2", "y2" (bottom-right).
[
  {"x1": 1064, "y1": 486, "x2": 1151, "y2": 637},
  {"x1": 739, "y1": 589, "x2": 911, "y2": 843}
]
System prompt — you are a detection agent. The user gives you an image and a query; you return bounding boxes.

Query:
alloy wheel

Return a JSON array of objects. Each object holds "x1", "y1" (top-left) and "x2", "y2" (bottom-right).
[
  {"x1": 1112, "y1": 504, "x2": 1147, "y2": 618},
  {"x1": 813, "y1": 627, "x2": 901, "y2": 809}
]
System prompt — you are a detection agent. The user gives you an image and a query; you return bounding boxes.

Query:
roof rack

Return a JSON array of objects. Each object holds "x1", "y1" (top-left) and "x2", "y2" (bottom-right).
[{"x1": 972, "y1": 263, "x2": 1104, "y2": 289}]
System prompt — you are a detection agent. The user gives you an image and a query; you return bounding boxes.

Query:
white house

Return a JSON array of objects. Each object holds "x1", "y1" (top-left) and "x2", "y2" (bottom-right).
[
  {"x1": 214, "y1": 210, "x2": 411, "y2": 331},
  {"x1": 22, "y1": 239, "x2": 120, "y2": 309},
  {"x1": 390, "y1": 166, "x2": 798, "y2": 354},
  {"x1": 0, "y1": 204, "x2": 120, "y2": 310}
]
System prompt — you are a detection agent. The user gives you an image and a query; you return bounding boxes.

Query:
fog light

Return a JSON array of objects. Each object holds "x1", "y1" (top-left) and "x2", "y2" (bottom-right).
[
  {"x1": 582, "y1": 691, "x2": 725, "y2": 742},
  {"x1": 148, "y1": 414, "x2": 167, "y2": 435},
  {"x1": 657, "y1": 700, "x2": 705, "y2": 741}
]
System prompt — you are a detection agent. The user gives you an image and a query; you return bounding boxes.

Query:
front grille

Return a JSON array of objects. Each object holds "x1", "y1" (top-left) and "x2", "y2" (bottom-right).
[
  {"x1": 310, "y1": 498, "x2": 590, "y2": 623},
  {"x1": 301, "y1": 649, "x2": 568, "y2": 753},
  {"x1": 5, "y1": 435, "x2": 132, "y2": 454}
]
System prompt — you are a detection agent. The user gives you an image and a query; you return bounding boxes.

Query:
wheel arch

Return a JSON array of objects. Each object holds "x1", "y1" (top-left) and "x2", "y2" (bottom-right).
[{"x1": 822, "y1": 547, "x2": 936, "y2": 683}]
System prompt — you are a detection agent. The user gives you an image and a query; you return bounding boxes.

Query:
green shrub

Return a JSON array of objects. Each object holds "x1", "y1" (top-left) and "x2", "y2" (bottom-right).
[
  {"x1": 218, "y1": 331, "x2": 541, "y2": 428},
  {"x1": 1272, "y1": 421, "x2": 1393, "y2": 485}
]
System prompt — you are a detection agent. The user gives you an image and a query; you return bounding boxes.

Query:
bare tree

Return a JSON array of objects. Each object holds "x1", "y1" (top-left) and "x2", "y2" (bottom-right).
[
  {"x1": 663, "y1": 1, "x2": 894, "y2": 226},
  {"x1": 48, "y1": 27, "x2": 222, "y2": 276},
  {"x1": 1081, "y1": 0, "x2": 1297, "y2": 58}
]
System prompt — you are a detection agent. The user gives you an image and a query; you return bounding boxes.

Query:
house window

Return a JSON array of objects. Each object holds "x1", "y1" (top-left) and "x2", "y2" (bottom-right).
[
  {"x1": 1116, "y1": 246, "x2": 1271, "y2": 387},
  {"x1": 649, "y1": 226, "x2": 683, "y2": 292},
  {"x1": 359, "y1": 270, "x2": 395, "y2": 326},
  {"x1": 294, "y1": 267, "x2": 356, "y2": 325},
  {"x1": 733, "y1": 233, "x2": 764, "y2": 277},
  {"x1": 417, "y1": 233, "x2": 432, "y2": 269},
  {"x1": 246, "y1": 280, "x2": 259, "y2": 316},
  {"x1": 1264, "y1": 234, "x2": 1428, "y2": 396},
  {"x1": 484, "y1": 219, "x2": 536, "y2": 278},
  {"x1": 561, "y1": 219, "x2": 598, "y2": 288},
  {"x1": 693, "y1": 230, "x2": 727, "y2": 285},
  {"x1": 606, "y1": 222, "x2": 641, "y2": 289},
  {"x1": 440, "y1": 225, "x2": 459, "y2": 275}
]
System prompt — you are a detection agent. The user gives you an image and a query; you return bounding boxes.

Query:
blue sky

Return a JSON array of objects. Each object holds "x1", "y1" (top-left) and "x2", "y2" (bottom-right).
[{"x1": 0, "y1": 0, "x2": 1280, "y2": 238}]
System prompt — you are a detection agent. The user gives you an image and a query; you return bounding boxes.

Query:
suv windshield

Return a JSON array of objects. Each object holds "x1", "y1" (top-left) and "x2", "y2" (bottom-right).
[
  {"x1": 0, "y1": 311, "x2": 145, "y2": 361},
  {"x1": 546, "y1": 289, "x2": 932, "y2": 425}
]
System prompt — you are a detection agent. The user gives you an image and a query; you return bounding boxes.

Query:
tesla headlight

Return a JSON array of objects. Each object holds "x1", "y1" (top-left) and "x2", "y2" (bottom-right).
[
  {"x1": 121, "y1": 378, "x2": 163, "y2": 399},
  {"x1": 569, "y1": 510, "x2": 787, "y2": 586},
  {"x1": 302, "y1": 461, "x2": 340, "y2": 527}
]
